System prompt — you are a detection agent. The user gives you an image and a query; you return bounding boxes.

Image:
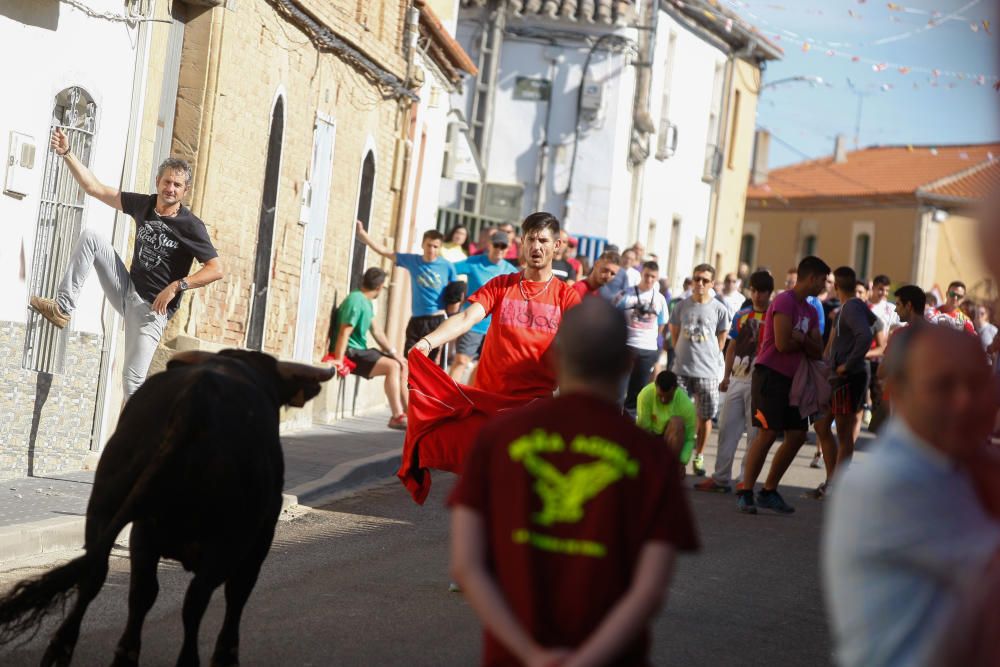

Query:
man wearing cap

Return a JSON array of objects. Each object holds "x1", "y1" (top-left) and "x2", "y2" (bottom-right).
[{"x1": 448, "y1": 230, "x2": 519, "y2": 381}]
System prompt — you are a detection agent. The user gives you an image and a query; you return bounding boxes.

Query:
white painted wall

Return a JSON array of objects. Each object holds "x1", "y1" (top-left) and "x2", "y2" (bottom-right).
[
  {"x1": 638, "y1": 11, "x2": 727, "y2": 289},
  {"x1": 0, "y1": 1, "x2": 139, "y2": 333}
]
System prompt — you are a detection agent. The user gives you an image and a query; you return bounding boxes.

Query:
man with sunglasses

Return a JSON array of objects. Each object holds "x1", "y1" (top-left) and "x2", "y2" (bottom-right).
[
  {"x1": 669, "y1": 263, "x2": 731, "y2": 476},
  {"x1": 931, "y1": 281, "x2": 976, "y2": 335},
  {"x1": 448, "y1": 231, "x2": 519, "y2": 381}
]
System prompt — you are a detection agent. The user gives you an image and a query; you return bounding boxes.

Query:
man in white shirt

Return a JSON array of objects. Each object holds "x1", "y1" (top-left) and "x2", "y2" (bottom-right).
[
  {"x1": 615, "y1": 261, "x2": 669, "y2": 417},
  {"x1": 823, "y1": 324, "x2": 1000, "y2": 667},
  {"x1": 716, "y1": 272, "x2": 747, "y2": 317}
]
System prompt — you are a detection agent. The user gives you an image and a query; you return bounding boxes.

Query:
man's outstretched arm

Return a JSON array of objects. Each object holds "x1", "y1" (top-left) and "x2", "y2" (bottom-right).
[
  {"x1": 355, "y1": 221, "x2": 396, "y2": 261},
  {"x1": 51, "y1": 128, "x2": 122, "y2": 211},
  {"x1": 412, "y1": 303, "x2": 487, "y2": 355}
]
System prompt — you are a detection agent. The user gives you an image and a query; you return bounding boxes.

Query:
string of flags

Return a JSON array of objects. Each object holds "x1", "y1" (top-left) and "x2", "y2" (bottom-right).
[{"x1": 678, "y1": 0, "x2": 999, "y2": 91}]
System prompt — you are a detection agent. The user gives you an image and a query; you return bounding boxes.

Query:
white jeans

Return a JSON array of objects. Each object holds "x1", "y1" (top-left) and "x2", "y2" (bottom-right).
[
  {"x1": 712, "y1": 377, "x2": 755, "y2": 486},
  {"x1": 56, "y1": 229, "x2": 167, "y2": 398}
]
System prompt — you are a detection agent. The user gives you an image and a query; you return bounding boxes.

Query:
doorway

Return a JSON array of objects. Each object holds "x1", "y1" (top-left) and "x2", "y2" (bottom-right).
[{"x1": 349, "y1": 151, "x2": 376, "y2": 292}]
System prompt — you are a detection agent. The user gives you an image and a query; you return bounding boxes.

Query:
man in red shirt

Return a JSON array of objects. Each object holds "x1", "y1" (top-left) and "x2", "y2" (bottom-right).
[
  {"x1": 414, "y1": 212, "x2": 581, "y2": 399},
  {"x1": 572, "y1": 250, "x2": 621, "y2": 299},
  {"x1": 449, "y1": 297, "x2": 698, "y2": 666}
]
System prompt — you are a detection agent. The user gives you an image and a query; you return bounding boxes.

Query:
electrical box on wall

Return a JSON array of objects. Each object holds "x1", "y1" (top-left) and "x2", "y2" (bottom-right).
[{"x1": 4, "y1": 132, "x2": 37, "y2": 199}]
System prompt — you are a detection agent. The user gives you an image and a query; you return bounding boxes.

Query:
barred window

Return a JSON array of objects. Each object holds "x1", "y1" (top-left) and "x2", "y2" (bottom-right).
[{"x1": 23, "y1": 86, "x2": 97, "y2": 374}]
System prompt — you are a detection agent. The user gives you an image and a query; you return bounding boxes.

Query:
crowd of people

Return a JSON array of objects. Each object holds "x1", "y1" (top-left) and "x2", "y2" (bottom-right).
[{"x1": 326, "y1": 209, "x2": 1000, "y2": 666}]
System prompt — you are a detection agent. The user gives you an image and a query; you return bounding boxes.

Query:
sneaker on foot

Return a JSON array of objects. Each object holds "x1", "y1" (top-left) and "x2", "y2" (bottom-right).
[
  {"x1": 387, "y1": 415, "x2": 408, "y2": 431},
  {"x1": 804, "y1": 482, "x2": 828, "y2": 500},
  {"x1": 692, "y1": 453, "x2": 706, "y2": 477},
  {"x1": 694, "y1": 478, "x2": 731, "y2": 493},
  {"x1": 809, "y1": 453, "x2": 822, "y2": 469},
  {"x1": 448, "y1": 581, "x2": 461, "y2": 593},
  {"x1": 736, "y1": 490, "x2": 757, "y2": 514},
  {"x1": 29, "y1": 296, "x2": 69, "y2": 329},
  {"x1": 862, "y1": 407, "x2": 873, "y2": 428},
  {"x1": 757, "y1": 488, "x2": 795, "y2": 514}
]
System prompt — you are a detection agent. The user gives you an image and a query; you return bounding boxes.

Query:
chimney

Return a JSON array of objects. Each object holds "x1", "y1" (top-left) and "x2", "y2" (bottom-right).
[
  {"x1": 834, "y1": 134, "x2": 848, "y2": 164},
  {"x1": 751, "y1": 129, "x2": 771, "y2": 185}
]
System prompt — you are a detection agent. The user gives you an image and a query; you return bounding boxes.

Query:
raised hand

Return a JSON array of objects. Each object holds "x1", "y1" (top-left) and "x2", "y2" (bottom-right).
[{"x1": 50, "y1": 128, "x2": 69, "y2": 156}]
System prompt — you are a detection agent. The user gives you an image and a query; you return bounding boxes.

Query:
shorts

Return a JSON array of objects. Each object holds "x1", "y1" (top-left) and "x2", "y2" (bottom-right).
[
  {"x1": 676, "y1": 375, "x2": 720, "y2": 420},
  {"x1": 455, "y1": 330, "x2": 486, "y2": 358},
  {"x1": 751, "y1": 365, "x2": 808, "y2": 432},
  {"x1": 345, "y1": 348, "x2": 391, "y2": 379},
  {"x1": 831, "y1": 369, "x2": 870, "y2": 416},
  {"x1": 405, "y1": 314, "x2": 446, "y2": 359}
]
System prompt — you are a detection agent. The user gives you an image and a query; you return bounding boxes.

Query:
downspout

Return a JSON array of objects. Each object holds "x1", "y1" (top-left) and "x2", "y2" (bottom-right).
[
  {"x1": 475, "y1": 0, "x2": 506, "y2": 214},
  {"x1": 705, "y1": 50, "x2": 735, "y2": 265},
  {"x1": 189, "y1": 7, "x2": 227, "y2": 217},
  {"x1": 627, "y1": 0, "x2": 657, "y2": 245},
  {"x1": 385, "y1": 4, "x2": 421, "y2": 350},
  {"x1": 89, "y1": 7, "x2": 154, "y2": 456}
]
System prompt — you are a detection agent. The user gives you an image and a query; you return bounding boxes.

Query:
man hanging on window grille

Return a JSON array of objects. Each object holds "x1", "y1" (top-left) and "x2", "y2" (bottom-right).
[{"x1": 29, "y1": 128, "x2": 223, "y2": 398}]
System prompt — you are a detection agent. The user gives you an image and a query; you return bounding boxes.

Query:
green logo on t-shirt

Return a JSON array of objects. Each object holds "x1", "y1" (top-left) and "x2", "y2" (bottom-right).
[{"x1": 508, "y1": 429, "x2": 639, "y2": 527}]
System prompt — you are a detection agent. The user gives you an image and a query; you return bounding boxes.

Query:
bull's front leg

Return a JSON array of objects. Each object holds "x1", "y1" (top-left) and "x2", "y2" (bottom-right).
[
  {"x1": 112, "y1": 522, "x2": 161, "y2": 667},
  {"x1": 211, "y1": 527, "x2": 275, "y2": 667},
  {"x1": 176, "y1": 569, "x2": 224, "y2": 667}
]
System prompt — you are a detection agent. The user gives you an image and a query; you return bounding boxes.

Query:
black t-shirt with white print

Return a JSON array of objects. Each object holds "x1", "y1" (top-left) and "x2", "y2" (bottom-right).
[{"x1": 120, "y1": 192, "x2": 218, "y2": 316}]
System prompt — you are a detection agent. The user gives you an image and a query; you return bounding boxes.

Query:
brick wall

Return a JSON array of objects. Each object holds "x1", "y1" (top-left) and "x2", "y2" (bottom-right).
[
  {"x1": 0, "y1": 322, "x2": 101, "y2": 480},
  {"x1": 153, "y1": 0, "x2": 410, "y2": 424}
]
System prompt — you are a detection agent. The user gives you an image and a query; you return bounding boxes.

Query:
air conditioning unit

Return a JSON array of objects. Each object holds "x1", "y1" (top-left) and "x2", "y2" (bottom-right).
[
  {"x1": 482, "y1": 183, "x2": 524, "y2": 222},
  {"x1": 4, "y1": 132, "x2": 37, "y2": 198}
]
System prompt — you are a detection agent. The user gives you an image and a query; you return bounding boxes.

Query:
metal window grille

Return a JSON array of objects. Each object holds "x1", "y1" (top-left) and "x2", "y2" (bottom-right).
[{"x1": 23, "y1": 87, "x2": 97, "y2": 374}]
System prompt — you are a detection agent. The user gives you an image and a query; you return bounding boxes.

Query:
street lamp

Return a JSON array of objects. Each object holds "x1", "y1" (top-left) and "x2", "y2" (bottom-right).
[{"x1": 760, "y1": 75, "x2": 827, "y2": 91}]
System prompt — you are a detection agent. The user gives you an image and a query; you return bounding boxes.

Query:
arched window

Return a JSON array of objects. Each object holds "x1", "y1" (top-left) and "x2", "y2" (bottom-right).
[
  {"x1": 247, "y1": 96, "x2": 284, "y2": 351},
  {"x1": 854, "y1": 233, "x2": 871, "y2": 282},
  {"x1": 802, "y1": 234, "x2": 817, "y2": 258},
  {"x1": 739, "y1": 233, "x2": 756, "y2": 269},
  {"x1": 24, "y1": 86, "x2": 97, "y2": 373},
  {"x1": 350, "y1": 151, "x2": 376, "y2": 292}
]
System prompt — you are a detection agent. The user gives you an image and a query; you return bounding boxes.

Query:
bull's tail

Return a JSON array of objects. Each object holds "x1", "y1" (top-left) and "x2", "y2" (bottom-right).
[{"x1": 0, "y1": 554, "x2": 89, "y2": 644}]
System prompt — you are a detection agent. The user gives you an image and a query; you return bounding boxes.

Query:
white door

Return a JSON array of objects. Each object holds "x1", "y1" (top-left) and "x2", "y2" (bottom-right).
[{"x1": 293, "y1": 117, "x2": 336, "y2": 362}]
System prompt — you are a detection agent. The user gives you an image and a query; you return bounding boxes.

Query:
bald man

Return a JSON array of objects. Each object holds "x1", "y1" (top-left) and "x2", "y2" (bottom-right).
[
  {"x1": 449, "y1": 298, "x2": 698, "y2": 666},
  {"x1": 823, "y1": 325, "x2": 1000, "y2": 667}
]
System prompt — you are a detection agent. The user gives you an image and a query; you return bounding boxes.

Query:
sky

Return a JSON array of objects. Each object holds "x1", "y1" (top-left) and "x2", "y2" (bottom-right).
[{"x1": 724, "y1": 0, "x2": 1000, "y2": 167}]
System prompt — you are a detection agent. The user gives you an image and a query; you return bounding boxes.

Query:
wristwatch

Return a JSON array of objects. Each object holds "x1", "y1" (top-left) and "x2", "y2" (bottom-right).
[{"x1": 178, "y1": 278, "x2": 189, "y2": 292}]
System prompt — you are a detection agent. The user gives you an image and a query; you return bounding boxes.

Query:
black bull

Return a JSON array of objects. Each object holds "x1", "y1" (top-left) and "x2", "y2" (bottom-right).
[{"x1": 0, "y1": 349, "x2": 334, "y2": 666}]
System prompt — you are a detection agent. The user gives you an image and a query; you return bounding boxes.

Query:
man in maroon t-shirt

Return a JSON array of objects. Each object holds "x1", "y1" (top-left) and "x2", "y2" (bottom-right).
[
  {"x1": 571, "y1": 250, "x2": 621, "y2": 299},
  {"x1": 449, "y1": 298, "x2": 698, "y2": 667}
]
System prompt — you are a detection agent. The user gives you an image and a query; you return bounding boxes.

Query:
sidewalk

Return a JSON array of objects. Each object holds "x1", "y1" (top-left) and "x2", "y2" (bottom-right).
[{"x1": 0, "y1": 410, "x2": 404, "y2": 564}]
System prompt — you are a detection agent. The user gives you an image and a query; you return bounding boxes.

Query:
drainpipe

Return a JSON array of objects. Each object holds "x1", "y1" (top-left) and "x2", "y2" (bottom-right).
[
  {"x1": 89, "y1": 7, "x2": 154, "y2": 457},
  {"x1": 627, "y1": 0, "x2": 656, "y2": 245},
  {"x1": 385, "y1": 4, "x2": 421, "y2": 350},
  {"x1": 704, "y1": 51, "x2": 735, "y2": 266},
  {"x1": 535, "y1": 49, "x2": 560, "y2": 214}
]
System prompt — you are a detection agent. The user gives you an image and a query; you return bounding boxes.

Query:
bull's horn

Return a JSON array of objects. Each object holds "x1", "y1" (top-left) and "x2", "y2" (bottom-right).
[{"x1": 276, "y1": 361, "x2": 336, "y2": 383}]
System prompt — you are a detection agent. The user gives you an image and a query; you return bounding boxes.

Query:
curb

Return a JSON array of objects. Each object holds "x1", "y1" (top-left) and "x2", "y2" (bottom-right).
[
  {"x1": 0, "y1": 452, "x2": 401, "y2": 568},
  {"x1": 284, "y1": 450, "x2": 401, "y2": 507}
]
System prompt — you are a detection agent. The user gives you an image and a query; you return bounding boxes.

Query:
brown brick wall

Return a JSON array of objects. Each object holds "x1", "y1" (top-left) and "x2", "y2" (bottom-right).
[{"x1": 166, "y1": 0, "x2": 409, "y2": 370}]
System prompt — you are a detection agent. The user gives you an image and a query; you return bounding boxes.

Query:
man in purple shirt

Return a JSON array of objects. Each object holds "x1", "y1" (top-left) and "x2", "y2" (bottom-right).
[{"x1": 737, "y1": 255, "x2": 830, "y2": 515}]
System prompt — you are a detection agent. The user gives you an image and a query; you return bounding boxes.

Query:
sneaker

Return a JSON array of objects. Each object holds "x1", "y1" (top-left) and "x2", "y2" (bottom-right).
[
  {"x1": 804, "y1": 482, "x2": 828, "y2": 500},
  {"x1": 736, "y1": 490, "x2": 757, "y2": 514},
  {"x1": 692, "y1": 453, "x2": 706, "y2": 477},
  {"x1": 862, "y1": 407, "x2": 873, "y2": 428},
  {"x1": 809, "y1": 452, "x2": 822, "y2": 469},
  {"x1": 387, "y1": 415, "x2": 408, "y2": 431},
  {"x1": 29, "y1": 296, "x2": 69, "y2": 329},
  {"x1": 757, "y1": 488, "x2": 795, "y2": 514},
  {"x1": 448, "y1": 581, "x2": 462, "y2": 593},
  {"x1": 694, "y1": 478, "x2": 731, "y2": 493}
]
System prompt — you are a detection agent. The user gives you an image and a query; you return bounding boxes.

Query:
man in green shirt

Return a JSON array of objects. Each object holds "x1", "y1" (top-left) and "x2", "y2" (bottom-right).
[
  {"x1": 330, "y1": 267, "x2": 409, "y2": 430},
  {"x1": 636, "y1": 371, "x2": 697, "y2": 468}
]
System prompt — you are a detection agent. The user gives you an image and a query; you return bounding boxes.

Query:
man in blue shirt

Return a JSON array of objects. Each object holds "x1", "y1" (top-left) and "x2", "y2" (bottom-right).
[
  {"x1": 356, "y1": 222, "x2": 458, "y2": 363},
  {"x1": 449, "y1": 230, "x2": 518, "y2": 381}
]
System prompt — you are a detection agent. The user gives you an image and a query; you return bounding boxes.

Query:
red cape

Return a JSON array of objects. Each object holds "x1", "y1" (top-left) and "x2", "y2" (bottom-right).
[{"x1": 397, "y1": 350, "x2": 534, "y2": 504}]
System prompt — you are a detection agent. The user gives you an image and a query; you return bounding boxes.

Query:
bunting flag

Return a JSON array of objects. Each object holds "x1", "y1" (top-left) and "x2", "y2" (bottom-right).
[{"x1": 676, "y1": 0, "x2": 999, "y2": 92}]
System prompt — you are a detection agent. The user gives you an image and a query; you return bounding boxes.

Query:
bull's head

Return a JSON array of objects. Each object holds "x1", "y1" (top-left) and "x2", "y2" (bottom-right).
[{"x1": 168, "y1": 350, "x2": 335, "y2": 408}]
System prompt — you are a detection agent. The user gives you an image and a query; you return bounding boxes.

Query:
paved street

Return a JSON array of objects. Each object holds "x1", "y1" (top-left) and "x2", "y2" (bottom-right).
[{"x1": 0, "y1": 437, "x2": 841, "y2": 666}]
